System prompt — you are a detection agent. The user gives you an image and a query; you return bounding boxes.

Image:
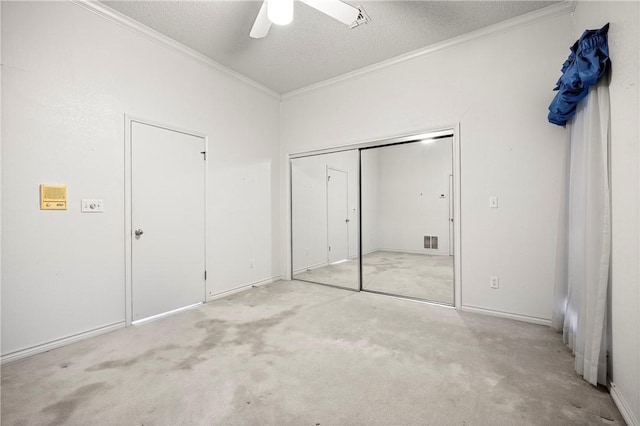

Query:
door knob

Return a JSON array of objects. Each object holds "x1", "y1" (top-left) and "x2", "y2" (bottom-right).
[{"x1": 134, "y1": 229, "x2": 144, "y2": 236}]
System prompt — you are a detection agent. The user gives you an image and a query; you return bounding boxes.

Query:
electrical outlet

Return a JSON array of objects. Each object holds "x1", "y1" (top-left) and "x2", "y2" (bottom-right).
[
  {"x1": 490, "y1": 276, "x2": 499, "y2": 289},
  {"x1": 249, "y1": 258, "x2": 254, "y2": 268}
]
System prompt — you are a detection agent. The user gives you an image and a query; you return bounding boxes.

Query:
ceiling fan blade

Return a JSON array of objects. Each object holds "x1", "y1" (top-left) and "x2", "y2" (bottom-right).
[
  {"x1": 250, "y1": 1, "x2": 272, "y2": 39},
  {"x1": 299, "y1": 0, "x2": 360, "y2": 26}
]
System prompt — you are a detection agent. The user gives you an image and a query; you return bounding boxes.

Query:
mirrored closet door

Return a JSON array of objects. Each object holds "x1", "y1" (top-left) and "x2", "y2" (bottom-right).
[
  {"x1": 291, "y1": 150, "x2": 359, "y2": 290},
  {"x1": 360, "y1": 137, "x2": 454, "y2": 304}
]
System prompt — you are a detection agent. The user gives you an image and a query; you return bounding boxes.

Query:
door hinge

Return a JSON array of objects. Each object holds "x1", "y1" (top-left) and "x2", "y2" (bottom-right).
[
  {"x1": 328, "y1": 246, "x2": 331, "y2": 252},
  {"x1": 200, "y1": 151, "x2": 207, "y2": 160},
  {"x1": 204, "y1": 270, "x2": 207, "y2": 280}
]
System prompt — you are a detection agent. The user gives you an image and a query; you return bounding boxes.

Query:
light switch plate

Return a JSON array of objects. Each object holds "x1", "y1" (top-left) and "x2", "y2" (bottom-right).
[
  {"x1": 489, "y1": 196, "x2": 498, "y2": 208},
  {"x1": 81, "y1": 199, "x2": 104, "y2": 213}
]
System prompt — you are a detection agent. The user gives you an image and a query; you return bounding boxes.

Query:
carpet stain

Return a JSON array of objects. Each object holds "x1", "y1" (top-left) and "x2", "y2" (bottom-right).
[
  {"x1": 40, "y1": 382, "x2": 107, "y2": 425},
  {"x1": 177, "y1": 318, "x2": 228, "y2": 370},
  {"x1": 230, "y1": 306, "x2": 301, "y2": 356},
  {"x1": 193, "y1": 318, "x2": 229, "y2": 352},
  {"x1": 85, "y1": 344, "x2": 179, "y2": 371},
  {"x1": 600, "y1": 414, "x2": 615, "y2": 422},
  {"x1": 178, "y1": 306, "x2": 300, "y2": 369}
]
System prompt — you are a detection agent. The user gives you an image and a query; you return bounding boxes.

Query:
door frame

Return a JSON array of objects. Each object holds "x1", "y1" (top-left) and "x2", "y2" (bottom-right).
[
  {"x1": 326, "y1": 166, "x2": 349, "y2": 263},
  {"x1": 449, "y1": 173, "x2": 454, "y2": 256},
  {"x1": 124, "y1": 115, "x2": 208, "y2": 326},
  {"x1": 288, "y1": 124, "x2": 461, "y2": 309}
]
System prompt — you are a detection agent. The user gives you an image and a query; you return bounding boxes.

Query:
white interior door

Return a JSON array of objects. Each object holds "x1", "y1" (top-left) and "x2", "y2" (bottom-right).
[
  {"x1": 131, "y1": 121, "x2": 205, "y2": 322},
  {"x1": 327, "y1": 168, "x2": 349, "y2": 263}
]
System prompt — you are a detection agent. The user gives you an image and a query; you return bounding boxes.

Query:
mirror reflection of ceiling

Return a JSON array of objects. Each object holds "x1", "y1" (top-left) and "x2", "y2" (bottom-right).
[{"x1": 101, "y1": 1, "x2": 559, "y2": 94}]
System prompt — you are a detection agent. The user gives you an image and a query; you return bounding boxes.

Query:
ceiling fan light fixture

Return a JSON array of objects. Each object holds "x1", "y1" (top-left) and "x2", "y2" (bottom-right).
[{"x1": 268, "y1": 0, "x2": 294, "y2": 25}]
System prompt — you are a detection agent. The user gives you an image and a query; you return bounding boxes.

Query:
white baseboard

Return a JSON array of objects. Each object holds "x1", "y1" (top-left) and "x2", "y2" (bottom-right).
[
  {"x1": 206, "y1": 275, "x2": 283, "y2": 301},
  {"x1": 461, "y1": 305, "x2": 551, "y2": 326},
  {"x1": 373, "y1": 248, "x2": 451, "y2": 256},
  {"x1": 609, "y1": 380, "x2": 639, "y2": 426},
  {"x1": 2, "y1": 277, "x2": 284, "y2": 364},
  {"x1": 1, "y1": 321, "x2": 126, "y2": 364},
  {"x1": 292, "y1": 262, "x2": 329, "y2": 275}
]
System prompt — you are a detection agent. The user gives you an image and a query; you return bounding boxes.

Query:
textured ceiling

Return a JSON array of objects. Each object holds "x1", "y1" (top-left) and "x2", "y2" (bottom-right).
[{"x1": 102, "y1": 1, "x2": 558, "y2": 94}]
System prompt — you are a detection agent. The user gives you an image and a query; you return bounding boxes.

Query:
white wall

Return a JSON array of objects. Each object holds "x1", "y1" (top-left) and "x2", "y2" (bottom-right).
[
  {"x1": 291, "y1": 150, "x2": 359, "y2": 273},
  {"x1": 282, "y1": 10, "x2": 571, "y2": 322},
  {"x1": 1, "y1": 2, "x2": 281, "y2": 357},
  {"x1": 0, "y1": 3, "x2": 3, "y2": 345},
  {"x1": 571, "y1": 2, "x2": 640, "y2": 424},
  {"x1": 373, "y1": 138, "x2": 453, "y2": 255},
  {"x1": 3, "y1": 6, "x2": 637, "y2": 420}
]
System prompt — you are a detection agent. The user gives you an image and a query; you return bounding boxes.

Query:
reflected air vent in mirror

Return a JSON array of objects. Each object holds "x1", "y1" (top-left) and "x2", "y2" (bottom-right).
[{"x1": 424, "y1": 236, "x2": 439, "y2": 249}]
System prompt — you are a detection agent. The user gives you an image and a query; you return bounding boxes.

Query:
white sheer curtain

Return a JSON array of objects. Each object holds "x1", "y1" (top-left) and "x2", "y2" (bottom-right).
[{"x1": 552, "y1": 73, "x2": 611, "y2": 386}]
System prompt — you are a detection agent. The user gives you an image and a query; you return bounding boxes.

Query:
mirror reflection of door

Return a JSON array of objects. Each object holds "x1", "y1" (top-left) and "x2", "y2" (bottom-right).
[
  {"x1": 291, "y1": 150, "x2": 359, "y2": 290},
  {"x1": 361, "y1": 137, "x2": 454, "y2": 305},
  {"x1": 327, "y1": 168, "x2": 349, "y2": 264}
]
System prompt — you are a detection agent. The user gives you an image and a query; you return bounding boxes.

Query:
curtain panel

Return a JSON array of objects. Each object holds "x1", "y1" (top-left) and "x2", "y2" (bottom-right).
[
  {"x1": 551, "y1": 24, "x2": 611, "y2": 386},
  {"x1": 548, "y1": 23, "x2": 610, "y2": 126}
]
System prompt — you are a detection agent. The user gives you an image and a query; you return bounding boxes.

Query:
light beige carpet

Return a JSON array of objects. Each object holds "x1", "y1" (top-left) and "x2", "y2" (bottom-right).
[
  {"x1": 293, "y1": 258, "x2": 360, "y2": 289},
  {"x1": 362, "y1": 251, "x2": 453, "y2": 304},
  {"x1": 293, "y1": 250, "x2": 454, "y2": 304},
  {"x1": 1, "y1": 280, "x2": 623, "y2": 425}
]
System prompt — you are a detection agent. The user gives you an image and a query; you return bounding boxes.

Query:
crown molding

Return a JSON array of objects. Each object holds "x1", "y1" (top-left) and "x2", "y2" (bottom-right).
[
  {"x1": 71, "y1": 0, "x2": 577, "y2": 101},
  {"x1": 71, "y1": 0, "x2": 281, "y2": 100},
  {"x1": 282, "y1": 0, "x2": 577, "y2": 99}
]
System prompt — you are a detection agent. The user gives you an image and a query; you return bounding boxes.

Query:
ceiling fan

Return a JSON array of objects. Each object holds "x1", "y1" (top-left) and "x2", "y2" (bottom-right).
[{"x1": 250, "y1": 0, "x2": 364, "y2": 39}]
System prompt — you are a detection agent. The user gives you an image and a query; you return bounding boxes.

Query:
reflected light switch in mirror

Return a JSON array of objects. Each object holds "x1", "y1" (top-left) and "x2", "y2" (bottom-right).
[{"x1": 489, "y1": 196, "x2": 498, "y2": 208}]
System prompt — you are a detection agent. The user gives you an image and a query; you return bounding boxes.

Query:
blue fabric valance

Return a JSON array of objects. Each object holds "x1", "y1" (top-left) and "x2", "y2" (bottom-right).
[{"x1": 548, "y1": 23, "x2": 610, "y2": 126}]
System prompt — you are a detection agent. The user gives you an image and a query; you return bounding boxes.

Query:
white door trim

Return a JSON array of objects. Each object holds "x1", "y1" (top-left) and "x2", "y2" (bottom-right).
[
  {"x1": 452, "y1": 124, "x2": 462, "y2": 309},
  {"x1": 124, "y1": 115, "x2": 208, "y2": 326}
]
